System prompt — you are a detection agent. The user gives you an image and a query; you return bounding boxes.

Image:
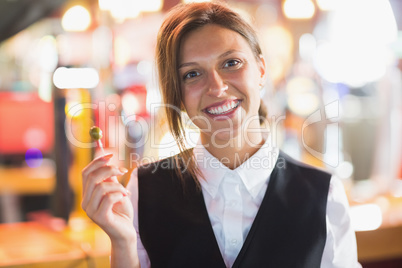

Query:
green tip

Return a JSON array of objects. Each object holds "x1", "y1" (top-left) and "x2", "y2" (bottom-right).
[{"x1": 89, "y1": 126, "x2": 103, "y2": 140}]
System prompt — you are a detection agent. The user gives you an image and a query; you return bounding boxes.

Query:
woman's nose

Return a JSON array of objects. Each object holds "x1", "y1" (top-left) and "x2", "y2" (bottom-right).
[{"x1": 206, "y1": 71, "x2": 228, "y2": 97}]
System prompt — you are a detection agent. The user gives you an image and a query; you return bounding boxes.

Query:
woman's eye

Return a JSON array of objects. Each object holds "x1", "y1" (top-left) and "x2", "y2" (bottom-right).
[
  {"x1": 183, "y1": 71, "x2": 199, "y2": 80},
  {"x1": 224, "y1": 59, "x2": 241, "y2": 68}
]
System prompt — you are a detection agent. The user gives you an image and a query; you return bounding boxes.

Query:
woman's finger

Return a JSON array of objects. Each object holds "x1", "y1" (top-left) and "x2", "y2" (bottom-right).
[
  {"x1": 93, "y1": 192, "x2": 125, "y2": 226},
  {"x1": 82, "y1": 153, "x2": 113, "y2": 185},
  {"x1": 83, "y1": 164, "x2": 127, "y2": 192},
  {"x1": 82, "y1": 165, "x2": 128, "y2": 207},
  {"x1": 83, "y1": 181, "x2": 130, "y2": 213}
]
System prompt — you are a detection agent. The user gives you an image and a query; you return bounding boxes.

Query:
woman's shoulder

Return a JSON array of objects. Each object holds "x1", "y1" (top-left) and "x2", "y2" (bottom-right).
[
  {"x1": 137, "y1": 148, "x2": 194, "y2": 180},
  {"x1": 137, "y1": 154, "x2": 177, "y2": 178},
  {"x1": 277, "y1": 150, "x2": 332, "y2": 178}
]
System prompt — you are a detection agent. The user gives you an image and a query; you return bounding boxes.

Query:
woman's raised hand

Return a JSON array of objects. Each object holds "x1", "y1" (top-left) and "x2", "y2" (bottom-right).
[{"x1": 81, "y1": 154, "x2": 136, "y2": 243}]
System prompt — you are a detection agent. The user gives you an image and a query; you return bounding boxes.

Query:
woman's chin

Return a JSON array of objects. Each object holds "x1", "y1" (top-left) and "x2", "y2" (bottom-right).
[{"x1": 200, "y1": 128, "x2": 241, "y2": 147}]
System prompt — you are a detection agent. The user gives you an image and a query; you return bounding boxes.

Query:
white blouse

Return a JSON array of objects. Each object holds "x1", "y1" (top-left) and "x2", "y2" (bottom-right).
[{"x1": 127, "y1": 140, "x2": 361, "y2": 268}]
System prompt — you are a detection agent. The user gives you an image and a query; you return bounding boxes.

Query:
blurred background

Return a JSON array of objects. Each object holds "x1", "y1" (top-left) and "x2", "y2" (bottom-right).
[{"x1": 0, "y1": 0, "x2": 401, "y2": 267}]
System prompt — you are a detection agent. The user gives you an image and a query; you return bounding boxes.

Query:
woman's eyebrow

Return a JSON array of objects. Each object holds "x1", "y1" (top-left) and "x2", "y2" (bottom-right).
[
  {"x1": 178, "y1": 62, "x2": 197, "y2": 69},
  {"x1": 218, "y1": 49, "x2": 239, "y2": 59},
  {"x1": 178, "y1": 50, "x2": 241, "y2": 69}
]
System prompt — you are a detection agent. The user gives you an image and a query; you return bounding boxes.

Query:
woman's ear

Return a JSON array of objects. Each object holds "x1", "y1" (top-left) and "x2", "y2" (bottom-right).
[{"x1": 258, "y1": 55, "x2": 267, "y2": 85}]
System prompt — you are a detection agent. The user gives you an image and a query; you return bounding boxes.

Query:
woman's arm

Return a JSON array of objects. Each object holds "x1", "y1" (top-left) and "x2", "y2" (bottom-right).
[
  {"x1": 321, "y1": 175, "x2": 361, "y2": 268},
  {"x1": 110, "y1": 234, "x2": 140, "y2": 268}
]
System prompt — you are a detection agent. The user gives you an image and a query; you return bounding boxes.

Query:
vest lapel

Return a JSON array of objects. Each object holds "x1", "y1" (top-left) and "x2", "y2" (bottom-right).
[
  {"x1": 196, "y1": 185, "x2": 227, "y2": 267},
  {"x1": 231, "y1": 160, "x2": 280, "y2": 268}
]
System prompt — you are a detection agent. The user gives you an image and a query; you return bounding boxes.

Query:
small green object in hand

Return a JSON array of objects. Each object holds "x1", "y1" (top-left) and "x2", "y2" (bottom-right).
[{"x1": 89, "y1": 126, "x2": 103, "y2": 140}]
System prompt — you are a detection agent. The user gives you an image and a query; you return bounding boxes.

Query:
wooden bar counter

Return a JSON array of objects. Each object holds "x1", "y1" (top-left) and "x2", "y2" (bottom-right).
[
  {"x1": 0, "y1": 222, "x2": 86, "y2": 267},
  {"x1": 357, "y1": 225, "x2": 402, "y2": 263},
  {"x1": 0, "y1": 218, "x2": 112, "y2": 268}
]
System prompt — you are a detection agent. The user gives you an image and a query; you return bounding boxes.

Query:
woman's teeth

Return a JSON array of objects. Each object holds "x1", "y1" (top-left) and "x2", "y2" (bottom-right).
[{"x1": 206, "y1": 100, "x2": 240, "y2": 115}]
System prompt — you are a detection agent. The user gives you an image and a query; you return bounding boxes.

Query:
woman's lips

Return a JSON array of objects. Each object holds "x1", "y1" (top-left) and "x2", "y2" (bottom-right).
[{"x1": 202, "y1": 99, "x2": 242, "y2": 120}]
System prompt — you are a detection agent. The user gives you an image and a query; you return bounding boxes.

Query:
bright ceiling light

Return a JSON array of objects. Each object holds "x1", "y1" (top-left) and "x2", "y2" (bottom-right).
[
  {"x1": 53, "y1": 67, "x2": 99, "y2": 89},
  {"x1": 110, "y1": 0, "x2": 140, "y2": 22},
  {"x1": 62, "y1": 5, "x2": 91, "y2": 32},
  {"x1": 283, "y1": 0, "x2": 315, "y2": 19},
  {"x1": 99, "y1": 0, "x2": 162, "y2": 22},
  {"x1": 140, "y1": 0, "x2": 163, "y2": 12},
  {"x1": 313, "y1": 0, "x2": 397, "y2": 86}
]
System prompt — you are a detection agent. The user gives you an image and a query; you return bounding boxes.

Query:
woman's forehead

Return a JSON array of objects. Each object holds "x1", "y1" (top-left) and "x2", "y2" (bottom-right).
[{"x1": 178, "y1": 24, "x2": 253, "y2": 63}]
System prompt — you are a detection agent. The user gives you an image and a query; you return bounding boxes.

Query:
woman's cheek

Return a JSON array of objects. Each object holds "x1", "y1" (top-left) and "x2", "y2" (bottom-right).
[{"x1": 183, "y1": 85, "x2": 203, "y2": 113}]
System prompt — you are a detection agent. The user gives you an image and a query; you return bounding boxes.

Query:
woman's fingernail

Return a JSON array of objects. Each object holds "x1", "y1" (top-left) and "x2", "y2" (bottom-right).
[
  {"x1": 119, "y1": 167, "x2": 128, "y2": 173},
  {"x1": 102, "y1": 154, "x2": 113, "y2": 160},
  {"x1": 126, "y1": 189, "x2": 131, "y2": 195}
]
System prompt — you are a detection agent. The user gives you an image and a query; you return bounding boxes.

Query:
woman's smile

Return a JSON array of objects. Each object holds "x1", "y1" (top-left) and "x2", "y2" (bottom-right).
[{"x1": 203, "y1": 99, "x2": 242, "y2": 119}]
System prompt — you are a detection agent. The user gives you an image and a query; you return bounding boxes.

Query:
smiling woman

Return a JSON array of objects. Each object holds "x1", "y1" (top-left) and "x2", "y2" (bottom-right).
[{"x1": 81, "y1": 2, "x2": 361, "y2": 268}]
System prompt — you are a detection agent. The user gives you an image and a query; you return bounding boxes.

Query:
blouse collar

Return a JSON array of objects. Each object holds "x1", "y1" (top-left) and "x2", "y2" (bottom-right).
[{"x1": 193, "y1": 137, "x2": 279, "y2": 199}]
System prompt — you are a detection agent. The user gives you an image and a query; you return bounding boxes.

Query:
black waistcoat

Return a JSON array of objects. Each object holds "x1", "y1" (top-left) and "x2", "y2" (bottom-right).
[{"x1": 137, "y1": 151, "x2": 331, "y2": 268}]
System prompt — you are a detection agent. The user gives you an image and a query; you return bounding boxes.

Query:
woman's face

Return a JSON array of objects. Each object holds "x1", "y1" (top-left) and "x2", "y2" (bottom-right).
[{"x1": 178, "y1": 24, "x2": 266, "y2": 145}]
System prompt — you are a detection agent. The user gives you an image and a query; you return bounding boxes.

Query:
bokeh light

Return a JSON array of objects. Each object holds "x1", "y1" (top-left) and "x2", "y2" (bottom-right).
[
  {"x1": 350, "y1": 204, "x2": 383, "y2": 231},
  {"x1": 62, "y1": 5, "x2": 91, "y2": 32},
  {"x1": 313, "y1": 0, "x2": 398, "y2": 87},
  {"x1": 283, "y1": 0, "x2": 315, "y2": 19},
  {"x1": 25, "y1": 148, "x2": 43, "y2": 168},
  {"x1": 53, "y1": 67, "x2": 99, "y2": 89}
]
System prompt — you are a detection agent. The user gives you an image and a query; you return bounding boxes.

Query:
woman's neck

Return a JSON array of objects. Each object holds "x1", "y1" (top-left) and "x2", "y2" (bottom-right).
[{"x1": 200, "y1": 131, "x2": 264, "y2": 170}]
